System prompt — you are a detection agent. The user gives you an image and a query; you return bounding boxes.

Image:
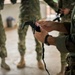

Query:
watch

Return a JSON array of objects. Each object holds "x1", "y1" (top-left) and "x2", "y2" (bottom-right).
[{"x1": 44, "y1": 34, "x2": 50, "y2": 45}]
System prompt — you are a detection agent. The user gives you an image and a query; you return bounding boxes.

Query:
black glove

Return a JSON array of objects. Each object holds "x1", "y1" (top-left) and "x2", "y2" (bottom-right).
[{"x1": 21, "y1": 21, "x2": 41, "y2": 32}]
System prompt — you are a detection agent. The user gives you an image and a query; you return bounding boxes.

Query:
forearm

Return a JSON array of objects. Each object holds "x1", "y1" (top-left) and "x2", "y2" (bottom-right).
[
  {"x1": 42, "y1": 21, "x2": 68, "y2": 33},
  {"x1": 56, "y1": 22, "x2": 68, "y2": 33},
  {"x1": 63, "y1": 0, "x2": 75, "y2": 10},
  {"x1": 46, "y1": 35, "x2": 56, "y2": 45},
  {"x1": 44, "y1": 34, "x2": 68, "y2": 52}
]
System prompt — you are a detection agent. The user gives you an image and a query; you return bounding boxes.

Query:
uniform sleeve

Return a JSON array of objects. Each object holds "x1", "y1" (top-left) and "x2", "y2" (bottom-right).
[
  {"x1": 55, "y1": 36, "x2": 68, "y2": 53},
  {"x1": 44, "y1": 0, "x2": 58, "y2": 12},
  {"x1": 63, "y1": 0, "x2": 75, "y2": 10}
]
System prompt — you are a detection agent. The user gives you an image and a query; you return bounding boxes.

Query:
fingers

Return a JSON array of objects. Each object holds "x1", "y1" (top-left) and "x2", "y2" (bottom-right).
[
  {"x1": 39, "y1": 26, "x2": 45, "y2": 33},
  {"x1": 34, "y1": 31, "x2": 43, "y2": 42},
  {"x1": 35, "y1": 22, "x2": 40, "y2": 26},
  {"x1": 34, "y1": 30, "x2": 47, "y2": 43},
  {"x1": 36, "y1": 21, "x2": 47, "y2": 26}
]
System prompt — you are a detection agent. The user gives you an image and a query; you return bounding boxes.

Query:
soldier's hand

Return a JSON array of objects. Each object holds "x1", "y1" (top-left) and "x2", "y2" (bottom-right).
[
  {"x1": 34, "y1": 26, "x2": 48, "y2": 43},
  {"x1": 61, "y1": 8, "x2": 70, "y2": 15},
  {"x1": 36, "y1": 21, "x2": 58, "y2": 32}
]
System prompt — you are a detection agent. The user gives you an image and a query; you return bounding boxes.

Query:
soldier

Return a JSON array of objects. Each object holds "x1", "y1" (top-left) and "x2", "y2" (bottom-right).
[
  {"x1": 65, "y1": 5, "x2": 75, "y2": 75},
  {"x1": 0, "y1": 0, "x2": 10, "y2": 70},
  {"x1": 43, "y1": 0, "x2": 75, "y2": 75},
  {"x1": 34, "y1": 5, "x2": 75, "y2": 74},
  {"x1": 17, "y1": 0, "x2": 44, "y2": 70}
]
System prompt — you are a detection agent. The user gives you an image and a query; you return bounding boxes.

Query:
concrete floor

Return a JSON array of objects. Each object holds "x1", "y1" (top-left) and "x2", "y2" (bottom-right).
[{"x1": 0, "y1": 26, "x2": 61, "y2": 75}]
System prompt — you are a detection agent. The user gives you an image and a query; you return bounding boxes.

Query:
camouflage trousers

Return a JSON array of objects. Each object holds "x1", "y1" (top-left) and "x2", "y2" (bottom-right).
[
  {"x1": 18, "y1": 25, "x2": 42, "y2": 61},
  {"x1": 56, "y1": 34, "x2": 68, "y2": 67},
  {"x1": 60, "y1": 52, "x2": 67, "y2": 66},
  {"x1": 65, "y1": 53, "x2": 75, "y2": 75},
  {"x1": 0, "y1": 14, "x2": 7, "y2": 58}
]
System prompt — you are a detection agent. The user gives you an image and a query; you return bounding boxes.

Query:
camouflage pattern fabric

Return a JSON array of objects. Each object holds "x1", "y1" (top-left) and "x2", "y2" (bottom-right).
[
  {"x1": 60, "y1": 0, "x2": 75, "y2": 22},
  {"x1": 65, "y1": 53, "x2": 75, "y2": 75},
  {"x1": 65, "y1": 6, "x2": 75, "y2": 75},
  {"x1": 58, "y1": 0, "x2": 75, "y2": 68},
  {"x1": 0, "y1": 0, "x2": 17, "y2": 58},
  {"x1": 44, "y1": 0, "x2": 75, "y2": 22},
  {"x1": 44, "y1": 0, "x2": 75, "y2": 74},
  {"x1": 0, "y1": 14, "x2": 7, "y2": 58},
  {"x1": 18, "y1": 0, "x2": 42, "y2": 61}
]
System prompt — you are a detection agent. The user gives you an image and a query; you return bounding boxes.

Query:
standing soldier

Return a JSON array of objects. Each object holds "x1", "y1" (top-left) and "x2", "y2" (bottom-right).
[
  {"x1": 44, "y1": 0, "x2": 75, "y2": 75},
  {"x1": 17, "y1": 0, "x2": 44, "y2": 70},
  {"x1": 0, "y1": 0, "x2": 10, "y2": 70}
]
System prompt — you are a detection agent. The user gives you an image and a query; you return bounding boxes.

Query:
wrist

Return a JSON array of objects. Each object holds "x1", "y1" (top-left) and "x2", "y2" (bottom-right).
[{"x1": 44, "y1": 34, "x2": 50, "y2": 45}]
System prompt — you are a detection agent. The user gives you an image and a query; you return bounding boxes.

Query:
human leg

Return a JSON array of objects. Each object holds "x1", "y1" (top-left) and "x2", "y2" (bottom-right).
[
  {"x1": 34, "y1": 38, "x2": 44, "y2": 70},
  {"x1": 32, "y1": 27, "x2": 44, "y2": 70},
  {"x1": 17, "y1": 25, "x2": 29, "y2": 68},
  {"x1": 65, "y1": 53, "x2": 75, "y2": 75},
  {"x1": 57, "y1": 52, "x2": 67, "y2": 75},
  {"x1": 0, "y1": 14, "x2": 10, "y2": 70}
]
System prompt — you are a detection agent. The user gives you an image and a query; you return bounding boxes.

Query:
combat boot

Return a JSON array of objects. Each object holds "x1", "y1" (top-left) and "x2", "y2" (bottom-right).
[
  {"x1": 17, "y1": 55, "x2": 25, "y2": 68},
  {"x1": 37, "y1": 60, "x2": 44, "y2": 70},
  {"x1": 1, "y1": 58, "x2": 10, "y2": 71}
]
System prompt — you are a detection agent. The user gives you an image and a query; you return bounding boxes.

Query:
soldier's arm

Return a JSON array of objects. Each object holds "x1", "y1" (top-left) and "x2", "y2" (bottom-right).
[
  {"x1": 34, "y1": 22, "x2": 71, "y2": 52},
  {"x1": 63, "y1": 0, "x2": 75, "y2": 10},
  {"x1": 44, "y1": 0, "x2": 58, "y2": 12},
  {"x1": 36, "y1": 21, "x2": 70, "y2": 34}
]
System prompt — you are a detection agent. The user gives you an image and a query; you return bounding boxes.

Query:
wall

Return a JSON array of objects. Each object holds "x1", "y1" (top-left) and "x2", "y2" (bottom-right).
[
  {"x1": 1, "y1": 1, "x2": 55, "y2": 27},
  {"x1": 1, "y1": 3, "x2": 20, "y2": 27}
]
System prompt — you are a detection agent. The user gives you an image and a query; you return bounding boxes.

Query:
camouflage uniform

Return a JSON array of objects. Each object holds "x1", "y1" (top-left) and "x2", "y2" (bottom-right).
[
  {"x1": 0, "y1": 14, "x2": 7, "y2": 58},
  {"x1": 0, "y1": 0, "x2": 10, "y2": 70},
  {"x1": 58, "y1": 0, "x2": 74, "y2": 22},
  {"x1": 44, "y1": 0, "x2": 74, "y2": 22},
  {"x1": 56, "y1": 5, "x2": 75, "y2": 75},
  {"x1": 0, "y1": 0, "x2": 7, "y2": 58},
  {"x1": 44, "y1": 0, "x2": 75, "y2": 75},
  {"x1": 17, "y1": 0, "x2": 44, "y2": 69}
]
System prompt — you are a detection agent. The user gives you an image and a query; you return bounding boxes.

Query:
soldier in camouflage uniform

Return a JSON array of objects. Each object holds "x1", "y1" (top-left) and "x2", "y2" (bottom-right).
[
  {"x1": 17, "y1": 0, "x2": 44, "y2": 70},
  {"x1": 0, "y1": 0, "x2": 10, "y2": 70},
  {"x1": 65, "y1": 5, "x2": 75, "y2": 75},
  {"x1": 44, "y1": 0, "x2": 75, "y2": 75}
]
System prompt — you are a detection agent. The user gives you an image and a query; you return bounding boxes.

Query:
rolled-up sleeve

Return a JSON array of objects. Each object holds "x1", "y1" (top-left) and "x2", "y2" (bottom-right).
[{"x1": 55, "y1": 36, "x2": 68, "y2": 53}]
